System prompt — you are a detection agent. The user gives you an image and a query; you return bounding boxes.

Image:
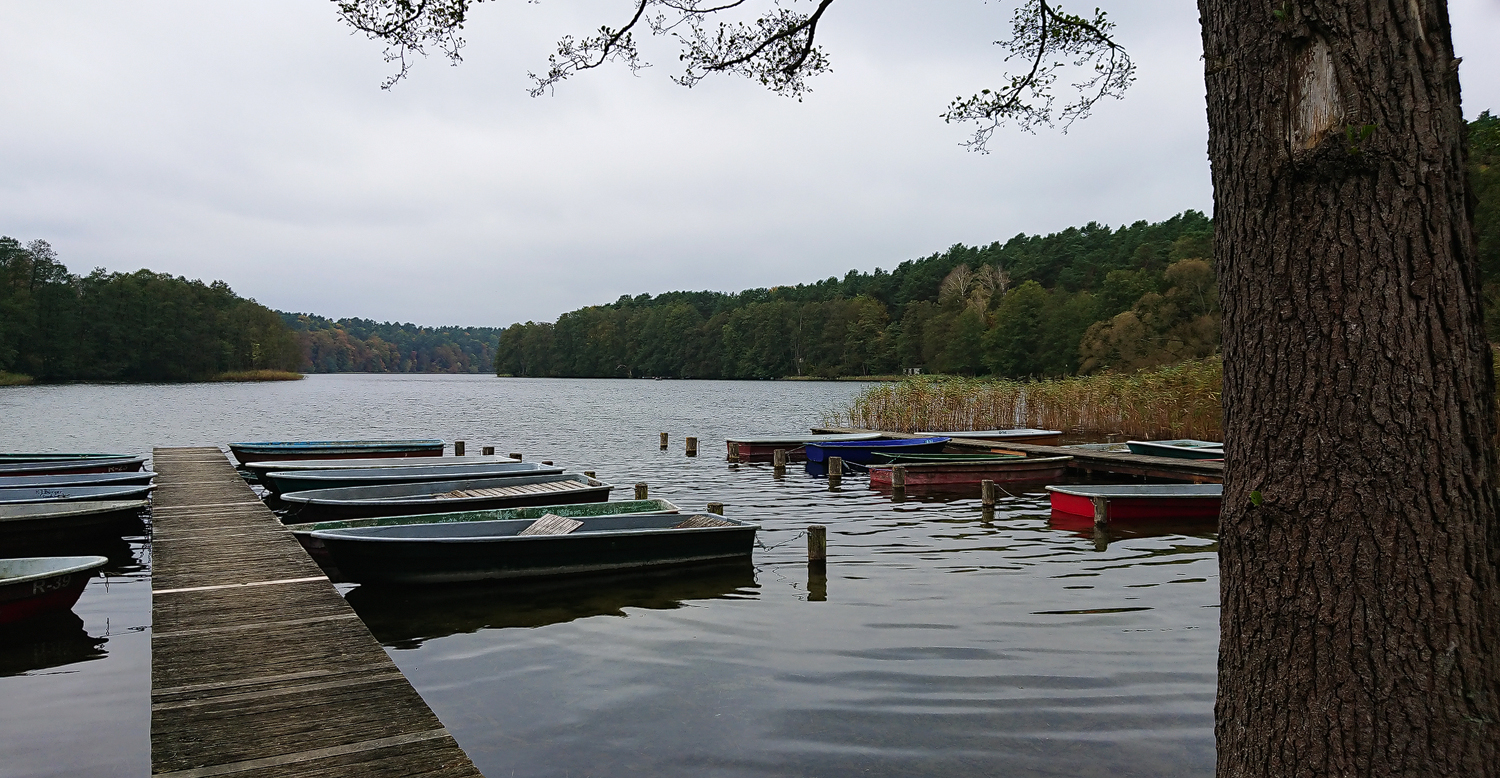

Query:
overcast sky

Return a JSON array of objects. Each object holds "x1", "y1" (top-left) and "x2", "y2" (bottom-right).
[{"x1": 3, "y1": 1, "x2": 1498, "y2": 328}]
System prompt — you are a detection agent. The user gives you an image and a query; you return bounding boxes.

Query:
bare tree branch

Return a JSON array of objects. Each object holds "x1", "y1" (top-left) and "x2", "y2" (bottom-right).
[
  {"x1": 942, "y1": 1, "x2": 1135, "y2": 151},
  {"x1": 333, "y1": 0, "x2": 1132, "y2": 146}
]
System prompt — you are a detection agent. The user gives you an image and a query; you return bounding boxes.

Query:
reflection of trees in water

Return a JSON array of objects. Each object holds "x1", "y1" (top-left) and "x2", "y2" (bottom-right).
[
  {"x1": 0, "y1": 612, "x2": 108, "y2": 676},
  {"x1": 346, "y1": 560, "x2": 759, "y2": 649}
]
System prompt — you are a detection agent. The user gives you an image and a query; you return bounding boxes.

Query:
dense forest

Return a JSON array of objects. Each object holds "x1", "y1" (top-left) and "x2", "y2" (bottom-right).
[
  {"x1": 496, "y1": 112, "x2": 1500, "y2": 380},
  {"x1": 0, "y1": 238, "x2": 299, "y2": 382},
  {"x1": 279, "y1": 313, "x2": 500, "y2": 374}
]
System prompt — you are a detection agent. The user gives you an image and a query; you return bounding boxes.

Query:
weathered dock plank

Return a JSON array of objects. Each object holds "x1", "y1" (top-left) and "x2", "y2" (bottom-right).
[
  {"x1": 811, "y1": 427, "x2": 1223, "y2": 483},
  {"x1": 151, "y1": 447, "x2": 483, "y2": 778}
]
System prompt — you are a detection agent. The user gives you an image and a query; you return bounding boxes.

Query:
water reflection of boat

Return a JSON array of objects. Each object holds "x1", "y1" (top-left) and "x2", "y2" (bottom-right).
[
  {"x1": 0, "y1": 611, "x2": 108, "y2": 676},
  {"x1": 1049, "y1": 509, "x2": 1218, "y2": 540},
  {"x1": 344, "y1": 559, "x2": 758, "y2": 648}
]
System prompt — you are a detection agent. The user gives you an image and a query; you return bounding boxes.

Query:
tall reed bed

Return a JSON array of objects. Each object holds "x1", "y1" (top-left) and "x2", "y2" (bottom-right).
[{"x1": 827, "y1": 357, "x2": 1224, "y2": 440}]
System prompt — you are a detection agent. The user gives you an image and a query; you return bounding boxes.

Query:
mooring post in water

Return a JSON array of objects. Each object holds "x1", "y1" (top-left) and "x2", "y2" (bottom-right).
[
  {"x1": 1093, "y1": 526, "x2": 1110, "y2": 552},
  {"x1": 1092, "y1": 496, "x2": 1109, "y2": 529},
  {"x1": 541, "y1": 460, "x2": 553, "y2": 466},
  {"x1": 773, "y1": 449, "x2": 787, "y2": 476},
  {"x1": 660, "y1": 432, "x2": 669, "y2": 449},
  {"x1": 828, "y1": 456, "x2": 842, "y2": 487},
  {"x1": 727, "y1": 442, "x2": 740, "y2": 462},
  {"x1": 808, "y1": 524, "x2": 827, "y2": 563},
  {"x1": 454, "y1": 441, "x2": 465, "y2": 457},
  {"x1": 686, "y1": 436, "x2": 697, "y2": 457},
  {"x1": 981, "y1": 479, "x2": 997, "y2": 507},
  {"x1": 482, "y1": 446, "x2": 495, "y2": 456},
  {"x1": 707, "y1": 501, "x2": 724, "y2": 515},
  {"x1": 509, "y1": 452, "x2": 522, "y2": 461},
  {"x1": 892, "y1": 465, "x2": 907, "y2": 491},
  {"x1": 635, "y1": 482, "x2": 649, "y2": 500},
  {"x1": 584, "y1": 470, "x2": 596, "y2": 479}
]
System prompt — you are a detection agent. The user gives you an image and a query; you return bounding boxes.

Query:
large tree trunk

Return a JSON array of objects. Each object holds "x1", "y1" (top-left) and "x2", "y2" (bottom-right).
[{"x1": 1200, "y1": 0, "x2": 1500, "y2": 774}]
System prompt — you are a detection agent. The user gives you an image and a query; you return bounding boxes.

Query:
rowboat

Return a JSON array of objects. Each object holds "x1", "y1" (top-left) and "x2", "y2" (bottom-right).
[
  {"x1": 917, "y1": 429, "x2": 1065, "y2": 446},
  {"x1": 1046, "y1": 484, "x2": 1222, "y2": 520},
  {"x1": 228, "y1": 439, "x2": 445, "y2": 465},
  {"x1": 0, "y1": 453, "x2": 135, "y2": 464},
  {"x1": 1124, "y1": 439, "x2": 1223, "y2": 459},
  {"x1": 0, "y1": 500, "x2": 148, "y2": 546},
  {"x1": 0, "y1": 556, "x2": 109, "y2": 625},
  {"x1": 725, "y1": 433, "x2": 883, "y2": 462},
  {"x1": 0, "y1": 484, "x2": 156, "y2": 505},
  {"x1": 868, "y1": 456, "x2": 1073, "y2": 488},
  {"x1": 243, "y1": 455, "x2": 518, "y2": 481},
  {"x1": 804, "y1": 436, "x2": 951, "y2": 465},
  {"x1": 0, "y1": 456, "x2": 148, "y2": 477},
  {"x1": 0, "y1": 471, "x2": 157, "y2": 490},
  {"x1": 310, "y1": 512, "x2": 758, "y2": 585},
  {"x1": 260, "y1": 462, "x2": 560, "y2": 496},
  {"x1": 867, "y1": 452, "x2": 1026, "y2": 464},
  {"x1": 278, "y1": 474, "x2": 612, "y2": 522},
  {"x1": 284, "y1": 498, "x2": 682, "y2": 575}
]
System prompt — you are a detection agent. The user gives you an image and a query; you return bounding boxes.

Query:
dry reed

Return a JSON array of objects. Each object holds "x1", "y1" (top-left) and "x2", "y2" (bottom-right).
[
  {"x1": 826, "y1": 357, "x2": 1224, "y2": 440},
  {"x1": 207, "y1": 370, "x2": 305, "y2": 382},
  {"x1": 0, "y1": 371, "x2": 34, "y2": 386}
]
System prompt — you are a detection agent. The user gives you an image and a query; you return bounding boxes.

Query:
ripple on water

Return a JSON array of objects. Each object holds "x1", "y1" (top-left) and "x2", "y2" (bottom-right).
[{"x1": 1, "y1": 375, "x2": 1219, "y2": 777}]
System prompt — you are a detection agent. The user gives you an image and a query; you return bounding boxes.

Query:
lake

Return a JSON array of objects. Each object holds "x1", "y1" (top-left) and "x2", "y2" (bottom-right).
[{"x1": 0, "y1": 374, "x2": 1218, "y2": 777}]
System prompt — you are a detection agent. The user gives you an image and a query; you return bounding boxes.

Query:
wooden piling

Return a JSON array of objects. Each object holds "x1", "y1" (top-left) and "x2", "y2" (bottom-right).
[
  {"x1": 509, "y1": 452, "x2": 522, "y2": 461},
  {"x1": 149, "y1": 447, "x2": 481, "y2": 777},
  {"x1": 685, "y1": 436, "x2": 698, "y2": 457},
  {"x1": 891, "y1": 465, "x2": 907, "y2": 490},
  {"x1": 707, "y1": 502, "x2": 724, "y2": 515},
  {"x1": 583, "y1": 470, "x2": 596, "y2": 479},
  {"x1": 635, "y1": 482, "x2": 649, "y2": 500},
  {"x1": 454, "y1": 440, "x2": 465, "y2": 457},
  {"x1": 659, "y1": 432, "x2": 668, "y2": 449},
  {"x1": 481, "y1": 446, "x2": 495, "y2": 456},
  {"x1": 828, "y1": 456, "x2": 842, "y2": 487},
  {"x1": 1092, "y1": 495, "x2": 1110, "y2": 528},
  {"x1": 773, "y1": 449, "x2": 787, "y2": 476},
  {"x1": 807, "y1": 524, "x2": 827, "y2": 562},
  {"x1": 541, "y1": 460, "x2": 553, "y2": 466},
  {"x1": 981, "y1": 479, "x2": 998, "y2": 507}
]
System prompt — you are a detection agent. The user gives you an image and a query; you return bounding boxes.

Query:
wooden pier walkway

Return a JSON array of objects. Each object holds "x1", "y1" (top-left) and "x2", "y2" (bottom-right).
[
  {"x1": 150, "y1": 447, "x2": 483, "y2": 778},
  {"x1": 811, "y1": 427, "x2": 1223, "y2": 483}
]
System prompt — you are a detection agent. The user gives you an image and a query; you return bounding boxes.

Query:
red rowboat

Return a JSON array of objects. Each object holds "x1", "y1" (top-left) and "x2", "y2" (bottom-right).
[
  {"x1": 1046, "y1": 484, "x2": 1222, "y2": 520},
  {"x1": 0, "y1": 556, "x2": 108, "y2": 625},
  {"x1": 869, "y1": 456, "x2": 1073, "y2": 488}
]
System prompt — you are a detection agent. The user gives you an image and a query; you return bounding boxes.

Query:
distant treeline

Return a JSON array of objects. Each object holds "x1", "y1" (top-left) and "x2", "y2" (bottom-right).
[
  {"x1": 495, "y1": 211, "x2": 1217, "y2": 379},
  {"x1": 0, "y1": 238, "x2": 298, "y2": 382},
  {"x1": 497, "y1": 112, "x2": 1499, "y2": 380},
  {"x1": 279, "y1": 313, "x2": 501, "y2": 374}
]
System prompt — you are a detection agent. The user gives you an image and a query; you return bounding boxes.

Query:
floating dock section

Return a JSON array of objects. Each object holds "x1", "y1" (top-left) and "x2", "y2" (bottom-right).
[
  {"x1": 150, "y1": 447, "x2": 483, "y2": 777},
  {"x1": 811, "y1": 427, "x2": 1223, "y2": 483}
]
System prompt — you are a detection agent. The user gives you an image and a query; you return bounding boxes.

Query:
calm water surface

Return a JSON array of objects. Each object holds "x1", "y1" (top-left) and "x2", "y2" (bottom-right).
[{"x1": 0, "y1": 375, "x2": 1218, "y2": 777}]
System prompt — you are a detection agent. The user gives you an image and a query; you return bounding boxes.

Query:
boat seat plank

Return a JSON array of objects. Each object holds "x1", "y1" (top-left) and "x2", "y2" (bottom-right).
[
  {"x1": 673, "y1": 515, "x2": 736, "y2": 529},
  {"x1": 518, "y1": 514, "x2": 584, "y2": 536}
]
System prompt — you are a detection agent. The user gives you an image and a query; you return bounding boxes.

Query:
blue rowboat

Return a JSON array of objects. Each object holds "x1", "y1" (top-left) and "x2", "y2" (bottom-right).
[
  {"x1": 278, "y1": 474, "x2": 612, "y2": 522},
  {"x1": 726, "y1": 433, "x2": 884, "y2": 462},
  {"x1": 0, "y1": 472, "x2": 157, "y2": 490},
  {"x1": 228, "y1": 440, "x2": 444, "y2": 465},
  {"x1": 284, "y1": 498, "x2": 682, "y2": 576},
  {"x1": 311, "y1": 512, "x2": 759, "y2": 585},
  {"x1": 804, "y1": 436, "x2": 952, "y2": 465},
  {"x1": 0, "y1": 484, "x2": 156, "y2": 505},
  {"x1": 260, "y1": 461, "x2": 561, "y2": 496},
  {"x1": 1125, "y1": 439, "x2": 1224, "y2": 460},
  {"x1": 916, "y1": 429, "x2": 1064, "y2": 445},
  {"x1": 0, "y1": 456, "x2": 148, "y2": 477}
]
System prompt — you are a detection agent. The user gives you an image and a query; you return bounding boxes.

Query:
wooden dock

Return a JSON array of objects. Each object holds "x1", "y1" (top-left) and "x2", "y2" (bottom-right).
[
  {"x1": 150, "y1": 447, "x2": 483, "y2": 778},
  {"x1": 810, "y1": 427, "x2": 1223, "y2": 483}
]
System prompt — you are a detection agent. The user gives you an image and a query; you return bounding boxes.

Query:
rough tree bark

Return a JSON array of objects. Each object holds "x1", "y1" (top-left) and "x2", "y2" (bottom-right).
[{"x1": 1202, "y1": 0, "x2": 1500, "y2": 774}]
